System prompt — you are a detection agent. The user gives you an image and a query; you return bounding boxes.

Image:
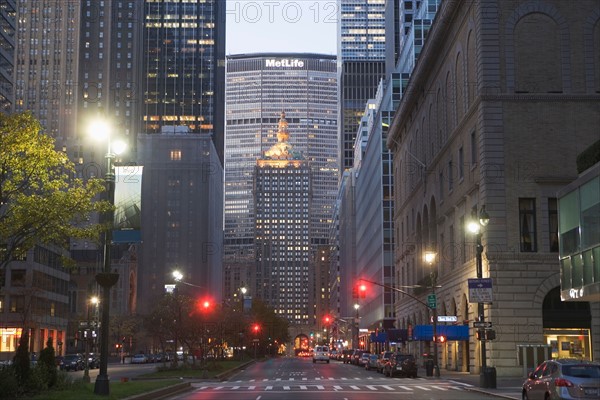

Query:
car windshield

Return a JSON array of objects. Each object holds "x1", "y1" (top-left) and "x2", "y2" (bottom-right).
[{"x1": 562, "y1": 365, "x2": 600, "y2": 378}]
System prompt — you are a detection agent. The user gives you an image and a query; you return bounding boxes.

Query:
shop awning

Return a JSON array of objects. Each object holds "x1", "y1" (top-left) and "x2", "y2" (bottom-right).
[{"x1": 412, "y1": 325, "x2": 469, "y2": 341}]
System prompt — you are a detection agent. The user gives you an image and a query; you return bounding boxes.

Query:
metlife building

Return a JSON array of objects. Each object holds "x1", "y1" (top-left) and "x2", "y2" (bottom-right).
[{"x1": 224, "y1": 53, "x2": 338, "y2": 313}]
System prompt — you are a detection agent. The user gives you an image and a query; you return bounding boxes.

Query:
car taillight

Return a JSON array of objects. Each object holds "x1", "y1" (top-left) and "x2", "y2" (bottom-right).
[{"x1": 554, "y1": 378, "x2": 574, "y2": 387}]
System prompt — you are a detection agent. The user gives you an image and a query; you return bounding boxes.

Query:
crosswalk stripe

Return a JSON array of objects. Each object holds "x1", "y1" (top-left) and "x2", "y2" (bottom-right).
[
  {"x1": 266, "y1": 386, "x2": 273, "y2": 390},
  {"x1": 248, "y1": 386, "x2": 255, "y2": 390},
  {"x1": 232, "y1": 386, "x2": 240, "y2": 390},
  {"x1": 398, "y1": 385, "x2": 413, "y2": 391},
  {"x1": 415, "y1": 385, "x2": 431, "y2": 391},
  {"x1": 289, "y1": 378, "x2": 294, "y2": 381},
  {"x1": 214, "y1": 386, "x2": 224, "y2": 390},
  {"x1": 341, "y1": 377, "x2": 348, "y2": 380},
  {"x1": 316, "y1": 385, "x2": 325, "y2": 390},
  {"x1": 366, "y1": 385, "x2": 377, "y2": 390},
  {"x1": 300, "y1": 385, "x2": 308, "y2": 390},
  {"x1": 382, "y1": 385, "x2": 395, "y2": 390},
  {"x1": 283, "y1": 386, "x2": 290, "y2": 390},
  {"x1": 431, "y1": 385, "x2": 448, "y2": 391},
  {"x1": 350, "y1": 385, "x2": 360, "y2": 390},
  {"x1": 275, "y1": 378, "x2": 281, "y2": 381},
  {"x1": 333, "y1": 385, "x2": 343, "y2": 390}
]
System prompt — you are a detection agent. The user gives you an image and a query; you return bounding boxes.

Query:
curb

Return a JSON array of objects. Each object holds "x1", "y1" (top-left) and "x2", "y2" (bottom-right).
[{"x1": 463, "y1": 387, "x2": 520, "y2": 400}]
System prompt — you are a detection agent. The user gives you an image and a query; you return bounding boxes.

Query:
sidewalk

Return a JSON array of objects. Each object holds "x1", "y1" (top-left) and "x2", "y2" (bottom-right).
[{"x1": 420, "y1": 368, "x2": 523, "y2": 400}]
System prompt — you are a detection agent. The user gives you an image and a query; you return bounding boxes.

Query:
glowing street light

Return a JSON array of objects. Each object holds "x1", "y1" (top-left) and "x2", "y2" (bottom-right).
[{"x1": 89, "y1": 118, "x2": 126, "y2": 396}]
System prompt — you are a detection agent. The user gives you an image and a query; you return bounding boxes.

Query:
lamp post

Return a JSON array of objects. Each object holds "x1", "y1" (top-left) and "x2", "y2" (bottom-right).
[
  {"x1": 83, "y1": 296, "x2": 99, "y2": 383},
  {"x1": 353, "y1": 303, "x2": 360, "y2": 349},
  {"x1": 91, "y1": 119, "x2": 126, "y2": 396},
  {"x1": 467, "y1": 205, "x2": 494, "y2": 388},
  {"x1": 424, "y1": 251, "x2": 440, "y2": 377}
]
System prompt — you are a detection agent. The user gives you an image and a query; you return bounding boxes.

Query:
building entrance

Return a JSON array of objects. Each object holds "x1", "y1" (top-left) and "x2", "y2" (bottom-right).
[{"x1": 543, "y1": 287, "x2": 592, "y2": 361}]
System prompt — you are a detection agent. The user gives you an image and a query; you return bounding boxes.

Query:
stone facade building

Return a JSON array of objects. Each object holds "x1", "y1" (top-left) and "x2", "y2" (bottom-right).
[{"x1": 387, "y1": 0, "x2": 600, "y2": 377}]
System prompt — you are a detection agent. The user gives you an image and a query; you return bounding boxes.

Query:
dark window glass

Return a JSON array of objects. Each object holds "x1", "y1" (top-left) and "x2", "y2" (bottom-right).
[
  {"x1": 548, "y1": 198, "x2": 558, "y2": 252},
  {"x1": 519, "y1": 198, "x2": 537, "y2": 252}
]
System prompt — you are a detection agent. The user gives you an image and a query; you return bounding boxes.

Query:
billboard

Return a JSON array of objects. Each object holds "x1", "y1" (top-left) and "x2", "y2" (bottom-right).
[{"x1": 113, "y1": 165, "x2": 142, "y2": 243}]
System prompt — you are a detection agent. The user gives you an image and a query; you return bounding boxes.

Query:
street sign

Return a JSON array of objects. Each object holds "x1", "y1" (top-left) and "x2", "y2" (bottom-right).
[
  {"x1": 438, "y1": 315, "x2": 458, "y2": 322},
  {"x1": 427, "y1": 294, "x2": 437, "y2": 309},
  {"x1": 468, "y1": 278, "x2": 493, "y2": 303},
  {"x1": 473, "y1": 321, "x2": 493, "y2": 328}
]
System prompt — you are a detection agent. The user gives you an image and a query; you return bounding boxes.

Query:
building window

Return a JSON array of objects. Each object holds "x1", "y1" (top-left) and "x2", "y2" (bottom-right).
[
  {"x1": 519, "y1": 198, "x2": 537, "y2": 252},
  {"x1": 170, "y1": 150, "x2": 182, "y2": 161},
  {"x1": 458, "y1": 146, "x2": 464, "y2": 180},
  {"x1": 448, "y1": 159, "x2": 454, "y2": 191},
  {"x1": 470, "y1": 130, "x2": 477, "y2": 166},
  {"x1": 438, "y1": 171, "x2": 444, "y2": 200},
  {"x1": 11, "y1": 270, "x2": 26, "y2": 286},
  {"x1": 548, "y1": 198, "x2": 558, "y2": 252}
]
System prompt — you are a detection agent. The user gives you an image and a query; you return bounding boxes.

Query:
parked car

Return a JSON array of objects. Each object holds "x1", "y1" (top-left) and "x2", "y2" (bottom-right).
[
  {"x1": 329, "y1": 350, "x2": 339, "y2": 360},
  {"x1": 131, "y1": 353, "x2": 148, "y2": 364},
  {"x1": 359, "y1": 352, "x2": 372, "y2": 367},
  {"x1": 377, "y1": 351, "x2": 394, "y2": 373},
  {"x1": 384, "y1": 353, "x2": 418, "y2": 378},
  {"x1": 365, "y1": 353, "x2": 379, "y2": 371},
  {"x1": 59, "y1": 354, "x2": 84, "y2": 371},
  {"x1": 522, "y1": 358, "x2": 600, "y2": 400},
  {"x1": 313, "y1": 345, "x2": 330, "y2": 364},
  {"x1": 341, "y1": 349, "x2": 354, "y2": 364},
  {"x1": 351, "y1": 350, "x2": 365, "y2": 365}
]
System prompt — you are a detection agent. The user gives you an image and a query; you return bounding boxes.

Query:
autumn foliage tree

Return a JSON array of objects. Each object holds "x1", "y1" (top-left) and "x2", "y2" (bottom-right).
[{"x1": 0, "y1": 112, "x2": 110, "y2": 273}]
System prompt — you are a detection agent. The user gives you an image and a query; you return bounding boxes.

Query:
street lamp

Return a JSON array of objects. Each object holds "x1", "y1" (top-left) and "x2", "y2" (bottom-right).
[
  {"x1": 353, "y1": 303, "x2": 360, "y2": 349},
  {"x1": 83, "y1": 296, "x2": 99, "y2": 383},
  {"x1": 423, "y1": 250, "x2": 440, "y2": 377},
  {"x1": 467, "y1": 205, "x2": 495, "y2": 388},
  {"x1": 90, "y1": 118, "x2": 126, "y2": 396}
]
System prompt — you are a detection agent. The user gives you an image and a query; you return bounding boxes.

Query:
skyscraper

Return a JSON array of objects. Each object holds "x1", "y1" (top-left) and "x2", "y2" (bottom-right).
[
  {"x1": 0, "y1": 0, "x2": 15, "y2": 112},
  {"x1": 136, "y1": 0, "x2": 226, "y2": 311},
  {"x1": 14, "y1": 0, "x2": 80, "y2": 144},
  {"x1": 224, "y1": 53, "x2": 338, "y2": 309},
  {"x1": 254, "y1": 112, "x2": 311, "y2": 323},
  {"x1": 338, "y1": 0, "x2": 387, "y2": 173},
  {"x1": 142, "y1": 0, "x2": 226, "y2": 164}
]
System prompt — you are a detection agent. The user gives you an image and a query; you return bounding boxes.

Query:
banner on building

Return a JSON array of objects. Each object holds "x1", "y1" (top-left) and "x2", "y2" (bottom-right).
[{"x1": 113, "y1": 165, "x2": 143, "y2": 243}]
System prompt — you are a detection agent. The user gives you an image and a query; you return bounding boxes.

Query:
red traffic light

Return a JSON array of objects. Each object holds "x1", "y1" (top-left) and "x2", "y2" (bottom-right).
[
  {"x1": 359, "y1": 284, "x2": 367, "y2": 298},
  {"x1": 252, "y1": 324, "x2": 260, "y2": 333},
  {"x1": 323, "y1": 315, "x2": 332, "y2": 324}
]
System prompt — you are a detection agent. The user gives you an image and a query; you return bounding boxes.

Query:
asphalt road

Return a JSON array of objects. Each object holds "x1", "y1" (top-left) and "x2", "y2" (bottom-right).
[
  {"x1": 66, "y1": 361, "x2": 158, "y2": 382},
  {"x1": 168, "y1": 356, "x2": 501, "y2": 400}
]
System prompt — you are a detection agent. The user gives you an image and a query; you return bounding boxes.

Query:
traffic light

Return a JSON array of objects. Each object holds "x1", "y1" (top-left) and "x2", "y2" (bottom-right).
[
  {"x1": 323, "y1": 315, "x2": 332, "y2": 325},
  {"x1": 476, "y1": 329, "x2": 496, "y2": 341},
  {"x1": 359, "y1": 284, "x2": 367, "y2": 298},
  {"x1": 196, "y1": 297, "x2": 213, "y2": 313},
  {"x1": 252, "y1": 323, "x2": 260, "y2": 334}
]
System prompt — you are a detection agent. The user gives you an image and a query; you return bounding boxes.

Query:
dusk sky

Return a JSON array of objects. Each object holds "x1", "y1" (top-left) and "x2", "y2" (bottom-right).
[{"x1": 226, "y1": 0, "x2": 338, "y2": 55}]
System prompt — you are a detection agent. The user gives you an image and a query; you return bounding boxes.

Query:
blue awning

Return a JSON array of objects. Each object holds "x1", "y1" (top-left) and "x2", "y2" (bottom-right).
[{"x1": 412, "y1": 325, "x2": 469, "y2": 341}]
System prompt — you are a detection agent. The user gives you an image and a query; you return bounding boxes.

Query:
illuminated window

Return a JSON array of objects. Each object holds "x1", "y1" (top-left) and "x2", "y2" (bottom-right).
[{"x1": 170, "y1": 150, "x2": 182, "y2": 161}]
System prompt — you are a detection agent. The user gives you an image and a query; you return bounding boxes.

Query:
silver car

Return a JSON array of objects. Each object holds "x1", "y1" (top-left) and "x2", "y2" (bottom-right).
[{"x1": 522, "y1": 358, "x2": 600, "y2": 400}]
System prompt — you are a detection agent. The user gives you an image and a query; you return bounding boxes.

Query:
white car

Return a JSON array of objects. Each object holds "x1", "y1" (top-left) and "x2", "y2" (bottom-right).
[
  {"x1": 312, "y1": 346, "x2": 330, "y2": 363},
  {"x1": 131, "y1": 353, "x2": 148, "y2": 364}
]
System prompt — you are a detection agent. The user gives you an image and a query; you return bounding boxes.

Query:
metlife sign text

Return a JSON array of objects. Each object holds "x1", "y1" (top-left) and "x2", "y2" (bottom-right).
[{"x1": 265, "y1": 59, "x2": 305, "y2": 68}]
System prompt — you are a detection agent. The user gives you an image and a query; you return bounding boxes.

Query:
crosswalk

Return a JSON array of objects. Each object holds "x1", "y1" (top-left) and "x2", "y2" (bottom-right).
[{"x1": 189, "y1": 378, "x2": 472, "y2": 393}]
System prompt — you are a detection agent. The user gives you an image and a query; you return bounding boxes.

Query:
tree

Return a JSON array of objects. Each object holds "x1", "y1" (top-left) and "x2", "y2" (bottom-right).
[{"x1": 0, "y1": 112, "x2": 110, "y2": 273}]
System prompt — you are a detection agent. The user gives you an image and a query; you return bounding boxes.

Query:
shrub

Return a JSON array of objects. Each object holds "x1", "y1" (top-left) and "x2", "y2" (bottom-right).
[
  {"x1": 0, "y1": 367, "x2": 19, "y2": 399},
  {"x1": 38, "y1": 337, "x2": 57, "y2": 387}
]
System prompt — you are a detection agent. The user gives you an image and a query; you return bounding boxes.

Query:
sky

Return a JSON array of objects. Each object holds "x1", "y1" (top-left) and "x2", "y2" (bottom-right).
[{"x1": 225, "y1": 0, "x2": 338, "y2": 55}]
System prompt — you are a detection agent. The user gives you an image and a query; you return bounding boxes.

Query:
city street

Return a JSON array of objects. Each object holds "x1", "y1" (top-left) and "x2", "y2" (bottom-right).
[{"x1": 168, "y1": 357, "x2": 503, "y2": 400}]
